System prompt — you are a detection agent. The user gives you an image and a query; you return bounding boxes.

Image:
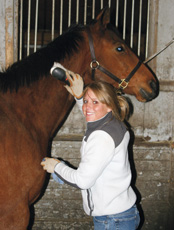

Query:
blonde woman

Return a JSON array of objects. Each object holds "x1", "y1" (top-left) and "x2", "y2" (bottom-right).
[{"x1": 41, "y1": 72, "x2": 140, "y2": 230}]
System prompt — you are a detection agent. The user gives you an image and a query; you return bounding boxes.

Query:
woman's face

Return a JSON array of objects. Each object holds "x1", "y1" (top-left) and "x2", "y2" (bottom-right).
[{"x1": 82, "y1": 88, "x2": 111, "y2": 122}]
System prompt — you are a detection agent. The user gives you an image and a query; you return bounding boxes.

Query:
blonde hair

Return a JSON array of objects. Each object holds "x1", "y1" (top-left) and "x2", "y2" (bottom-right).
[{"x1": 83, "y1": 81, "x2": 131, "y2": 121}]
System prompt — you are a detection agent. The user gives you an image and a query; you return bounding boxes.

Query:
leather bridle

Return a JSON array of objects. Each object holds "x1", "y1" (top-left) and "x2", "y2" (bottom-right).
[{"x1": 86, "y1": 27, "x2": 142, "y2": 90}]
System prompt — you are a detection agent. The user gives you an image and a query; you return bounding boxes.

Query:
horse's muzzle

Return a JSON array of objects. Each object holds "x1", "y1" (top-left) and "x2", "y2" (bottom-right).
[{"x1": 140, "y1": 80, "x2": 159, "y2": 102}]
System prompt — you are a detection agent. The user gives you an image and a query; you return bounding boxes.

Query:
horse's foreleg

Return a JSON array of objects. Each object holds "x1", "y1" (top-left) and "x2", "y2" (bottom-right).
[{"x1": 0, "y1": 197, "x2": 30, "y2": 230}]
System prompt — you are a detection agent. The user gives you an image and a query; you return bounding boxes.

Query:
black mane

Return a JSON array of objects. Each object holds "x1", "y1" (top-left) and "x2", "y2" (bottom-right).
[{"x1": 0, "y1": 24, "x2": 85, "y2": 92}]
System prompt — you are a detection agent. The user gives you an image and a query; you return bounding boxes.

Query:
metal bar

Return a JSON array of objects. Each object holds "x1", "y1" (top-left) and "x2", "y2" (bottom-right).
[
  {"x1": 27, "y1": 0, "x2": 31, "y2": 56},
  {"x1": 115, "y1": 0, "x2": 119, "y2": 28},
  {"x1": 138, "y1": 0, "x2": 142, "y2": 56},
  {"x1": 14, "y1": 0, "x2": 19, "y2": 62},
  {"x1": 123, "y1": 0, "x2": 127, "y2": 40},
  {"x1": 60, "y1": 0, "x2": 63, "y2": 35},
  {"x1": 130, "y1": 0, "x2": 135, "y2": 48},
  {"x1": 100, "y1": 0, "x2": 103, "y2": 9},
  {"x1": 34, "y1": 0, "x2": 39, "y2": 52},
  {"x1": 84, "y1": 0, "x2": 87, "y2": 25},
  {"x1": 145, "y1": 0, "x2": 150, "y2": 58},
  {"x1": 92, "y1": 0, "x2": 95, "y2": 19},
  {"x1": 19, "y1": 0, "x2": 23, "y2": 60},
  {"x1": 108, "y1": 0, "x2": 111, "y2": 7},
  {"x1": 76, "y1": 0, "x2": 79, "y2": 23},
  {"x1": 51, "y1": 0, "x2": 55, "y2": 40},
  {"x1": 68, "y1": 0, "x2": 72, "y2": 27}
]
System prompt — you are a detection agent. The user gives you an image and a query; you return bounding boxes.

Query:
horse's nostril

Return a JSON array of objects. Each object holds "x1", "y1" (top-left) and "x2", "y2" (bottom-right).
[
  {"x1": 140, "y1": 88, "x2": 150, "y2": 101},
  {"x1": 150, "y1": 80, "x2": 157, "y2": 91},
  {"x1": 150, "y1": 80, "x2": 159, "y2": 98}
]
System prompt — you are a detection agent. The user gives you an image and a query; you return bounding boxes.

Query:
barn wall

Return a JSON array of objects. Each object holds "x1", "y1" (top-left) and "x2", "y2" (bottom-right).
[{"x1": 127, "y1": 0, "x2": 174, "y2": 143}]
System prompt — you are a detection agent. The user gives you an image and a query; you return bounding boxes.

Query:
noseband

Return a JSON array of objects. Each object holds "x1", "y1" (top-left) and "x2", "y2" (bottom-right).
[{"x1": 86, "y1": 27, "x2": 142, "y2": 90}]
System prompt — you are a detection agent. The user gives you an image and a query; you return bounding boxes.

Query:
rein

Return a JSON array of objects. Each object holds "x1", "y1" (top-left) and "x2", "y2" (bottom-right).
[{"x1": 86, "y1": 27, "x2": 142, "y2": 90}]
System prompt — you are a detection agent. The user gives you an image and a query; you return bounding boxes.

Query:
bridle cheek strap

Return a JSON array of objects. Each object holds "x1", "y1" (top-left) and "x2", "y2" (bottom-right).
[{"x1": 87, "y1": 27, "x2": 142, "y2": 90}]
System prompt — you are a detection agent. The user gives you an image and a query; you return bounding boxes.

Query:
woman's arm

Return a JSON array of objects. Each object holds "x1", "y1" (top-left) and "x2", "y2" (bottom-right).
[{"x1": 54, "y1": 131, "x2": 115, "y2": 189}]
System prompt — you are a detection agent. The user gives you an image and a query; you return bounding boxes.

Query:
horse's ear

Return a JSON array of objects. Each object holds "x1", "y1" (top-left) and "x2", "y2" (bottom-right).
[{"x1": 96, "y1": 7, "x2": 110, "y2": 29}]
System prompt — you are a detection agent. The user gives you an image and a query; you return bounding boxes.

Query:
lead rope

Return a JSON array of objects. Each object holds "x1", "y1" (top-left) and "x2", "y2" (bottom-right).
[{"x1": 143, "y1": 38, "x2": 174, "y2": 64}]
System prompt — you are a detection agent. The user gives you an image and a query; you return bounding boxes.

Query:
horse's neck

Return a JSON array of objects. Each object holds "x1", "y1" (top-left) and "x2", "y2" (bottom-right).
[
  {"x1": 1, "y1": 77, "x2": 74, "y2": 140},
  {"x1": 0, "y1": 32, "x2": 93, "y2": 140}
]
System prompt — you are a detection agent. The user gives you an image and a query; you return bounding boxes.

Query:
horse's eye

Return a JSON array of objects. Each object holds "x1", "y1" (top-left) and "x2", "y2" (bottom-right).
[{"x1": 116, "y1": 46, "x2": 124, "y2": 52}]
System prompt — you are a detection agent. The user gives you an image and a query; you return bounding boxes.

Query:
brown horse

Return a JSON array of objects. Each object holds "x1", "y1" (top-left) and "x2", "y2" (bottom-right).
[{"x1": 0, "y1": 8, "x2": 158, "y2": 230}]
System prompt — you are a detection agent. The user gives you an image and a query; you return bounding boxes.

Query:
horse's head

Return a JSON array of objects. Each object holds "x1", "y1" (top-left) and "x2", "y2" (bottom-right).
[{"x1": 84, "y1": 7, "x2": 159, "y2": 102}]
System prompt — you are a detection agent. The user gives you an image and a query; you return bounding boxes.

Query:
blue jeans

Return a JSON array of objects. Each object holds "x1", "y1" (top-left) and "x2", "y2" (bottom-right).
[{"x1": 93, "y1": 205, "x2": 140, "y2": 230}]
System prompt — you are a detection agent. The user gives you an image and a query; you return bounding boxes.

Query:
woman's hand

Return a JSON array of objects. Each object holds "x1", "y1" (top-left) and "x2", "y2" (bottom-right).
[
  {"x1": 64, "y1": 71, "x2": 84, "y2": 99},
  {"x1": 41, "y1": 157, "x2": 60, "y2": 173}
]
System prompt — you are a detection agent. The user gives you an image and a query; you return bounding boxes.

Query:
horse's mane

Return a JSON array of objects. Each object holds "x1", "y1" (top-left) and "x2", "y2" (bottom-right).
[{"x1": 0, "y1": 24, "x2": 85, "y2": 92}]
